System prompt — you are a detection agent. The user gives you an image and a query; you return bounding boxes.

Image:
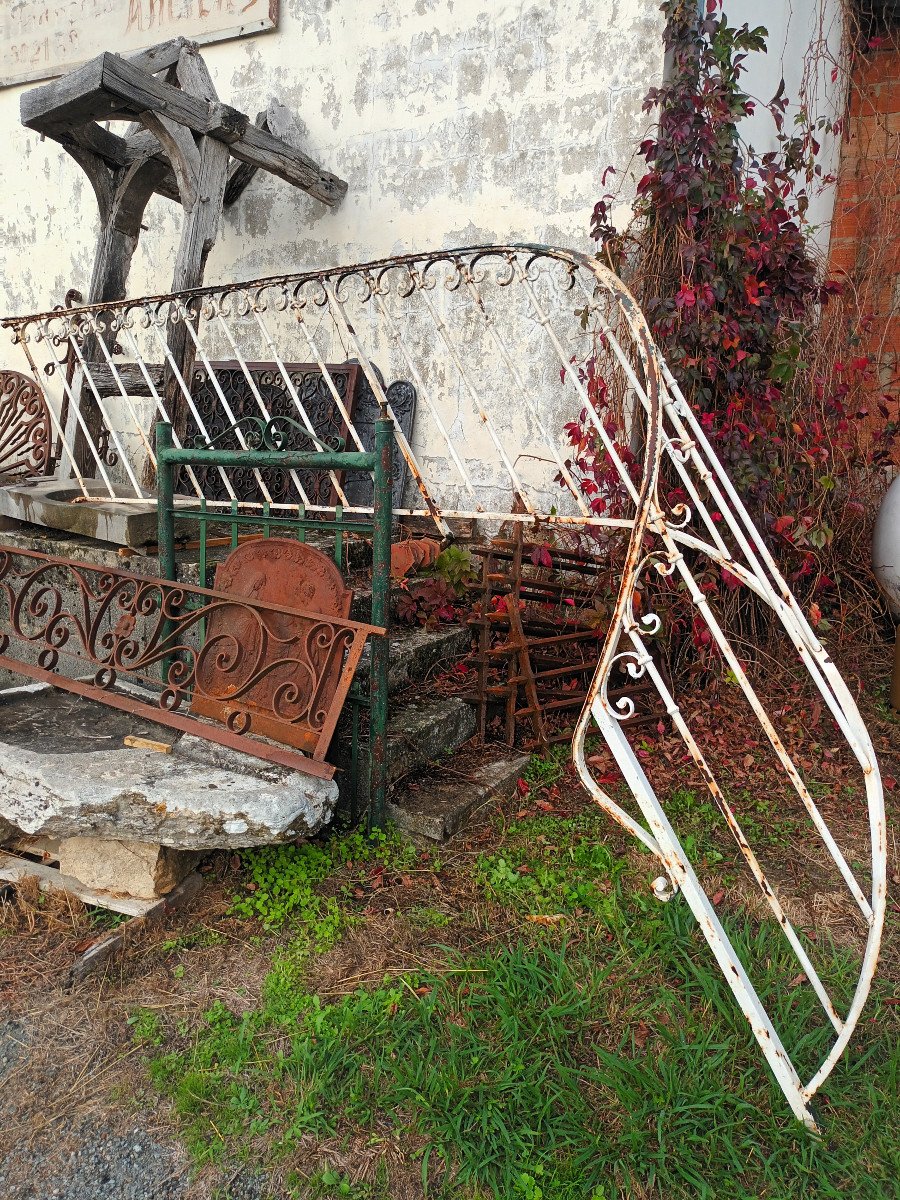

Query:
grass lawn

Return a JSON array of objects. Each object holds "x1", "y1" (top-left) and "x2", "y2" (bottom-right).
[
  {"x1": 133, "y1": 763, "x2": 899, "y2": 1200},
  {"x1": 2, "y1": 656, "x2": 895, "y2": 1199}
]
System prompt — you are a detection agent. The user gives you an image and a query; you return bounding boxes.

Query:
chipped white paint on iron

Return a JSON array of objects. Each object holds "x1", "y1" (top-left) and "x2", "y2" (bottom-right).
[{"x1": 4, "y1": 243, "x2": 887, "y2": 1135}]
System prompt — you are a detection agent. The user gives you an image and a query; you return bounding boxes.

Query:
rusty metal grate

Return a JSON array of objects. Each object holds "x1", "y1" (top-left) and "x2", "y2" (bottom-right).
[{"x1": 0, "y1": 369, "x2": 53, "y2": 482}]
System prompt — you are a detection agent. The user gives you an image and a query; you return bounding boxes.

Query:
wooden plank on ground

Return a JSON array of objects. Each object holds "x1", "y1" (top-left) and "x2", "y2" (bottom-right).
[
  {"x1": 68, "y1": 871, "x2": 204, "y2": 985},
  {"x1": 0, "y1": 852, "x2": 155, "y2": 917}
]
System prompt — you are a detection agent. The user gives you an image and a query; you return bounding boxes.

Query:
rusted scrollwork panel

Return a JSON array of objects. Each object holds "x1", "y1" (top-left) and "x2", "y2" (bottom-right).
[
  {"x1": 192, "y1": 538, "x2": 356, "y2": 754},
  {"x1": 0, "y1": 545, "x2": 380, "y2": 779},
  {"x1": 0, "y1": 369, "x2": 52, "y2": 481}
]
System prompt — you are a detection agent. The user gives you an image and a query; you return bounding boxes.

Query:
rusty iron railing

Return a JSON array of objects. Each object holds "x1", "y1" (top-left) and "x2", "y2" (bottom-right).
[
  {"x1": 0, "y1": 368, "x2": 53, "y2": 482},
  {"x1": 0, "y1": 243, "x2": 887, "y2": 1130},
  {"x1": 0, "y1": 544, "x2": 382, "y2": 780}
]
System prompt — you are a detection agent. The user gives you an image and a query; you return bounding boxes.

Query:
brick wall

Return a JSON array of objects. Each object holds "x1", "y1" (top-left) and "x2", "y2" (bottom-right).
[{"x1": 828, "y1": 33, "x2": 899, "y2": 442}]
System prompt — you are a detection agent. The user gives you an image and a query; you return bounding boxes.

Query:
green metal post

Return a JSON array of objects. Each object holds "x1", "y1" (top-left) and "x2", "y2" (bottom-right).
[
  {"x1": 334, "y1": 503, "x2": 344, "y2": 570},
  {"x1": 198, "y1": 498, "x2": 208, "y2": 589},
  {"x1": 155, "y1": 422, "x2": 177, "y2": 687},
  {"x1": 156, "y1": 422, "x2": 176, "y2": 583},
  {"x1": 368, "y1": 415, "x2": 393, "y2": 832}
]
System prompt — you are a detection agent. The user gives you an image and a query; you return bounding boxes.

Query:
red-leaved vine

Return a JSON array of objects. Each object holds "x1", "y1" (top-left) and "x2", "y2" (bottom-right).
[{"x1": 567, "y1": 0, "x2": 897, "y2": 661}]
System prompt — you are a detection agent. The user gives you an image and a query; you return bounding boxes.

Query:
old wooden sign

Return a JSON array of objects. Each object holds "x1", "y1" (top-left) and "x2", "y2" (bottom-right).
[{"x1": 1, "y1": 0, "x2": 278, "y2": 89}]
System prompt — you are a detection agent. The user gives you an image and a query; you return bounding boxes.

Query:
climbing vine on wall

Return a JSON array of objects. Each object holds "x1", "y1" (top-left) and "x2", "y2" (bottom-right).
[{"x1": 570, "y1": 0, "x2": 896, "y2": 654}]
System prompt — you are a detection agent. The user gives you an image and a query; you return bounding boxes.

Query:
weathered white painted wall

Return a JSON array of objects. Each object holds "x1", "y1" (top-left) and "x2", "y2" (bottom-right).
[
  {"x1": 727, "y1": 0, "x2": 846, "y2": 252},
  {"x1": 0, "y1": 0, "x2": 665, "y2": 318}
]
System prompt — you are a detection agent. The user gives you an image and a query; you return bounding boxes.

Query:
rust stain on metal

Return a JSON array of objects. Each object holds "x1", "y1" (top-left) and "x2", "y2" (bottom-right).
[
  {"x1": 0, "y1": 369, "x2": 53, "y2": 481},
  {"x1": 0, "y1": 543, "x2": 381, "y2": 778},
  {"x1": 192, "y1": 538, "x2": 355, "y2": 757}
]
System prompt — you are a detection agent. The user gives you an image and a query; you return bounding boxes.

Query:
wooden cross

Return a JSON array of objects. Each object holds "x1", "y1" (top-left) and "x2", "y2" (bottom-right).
[{"x1": 20, "y1": 37, "x2": 347, "y2": 477}]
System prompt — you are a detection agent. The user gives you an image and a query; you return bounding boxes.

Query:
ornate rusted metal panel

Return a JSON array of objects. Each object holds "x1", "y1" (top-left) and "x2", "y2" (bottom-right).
[
  {"x1": 191, "y1": 538, "x2": 356, "y2": 755},
  {"x1": 343, "y1": 372, "x2": 417, "y2": 510},
  {"x1": 0, "y1": 545, "x2": 381, "y2": 778},
  {"x1": 180, "y1": 361, "x2": 359, "y2": 506},
  {"x1": 1, "y1": 244, "x2": 886, "y2": 1131},
  {"x1": 0, "y1": 369, "x2": 53, "y2": 482}
]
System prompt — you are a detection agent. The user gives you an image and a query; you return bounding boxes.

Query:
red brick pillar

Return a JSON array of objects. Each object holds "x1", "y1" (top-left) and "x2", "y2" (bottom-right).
[{"x1": 828, "y1": 32, "x2": 899, "y2": 452}]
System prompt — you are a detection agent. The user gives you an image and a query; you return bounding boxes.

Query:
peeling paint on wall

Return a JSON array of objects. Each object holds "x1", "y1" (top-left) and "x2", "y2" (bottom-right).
[{"x1": 0, "y1": 0, "x2": 665, "y2": 316}]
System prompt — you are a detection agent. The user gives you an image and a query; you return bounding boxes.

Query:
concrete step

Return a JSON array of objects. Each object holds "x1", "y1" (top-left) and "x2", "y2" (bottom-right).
[
  {"x1": 330, "y1": 695, "x2": 477, "y2": 817},
  {"x1": 384, "y1": 696, "x2": 476, "y2": 785},
  {"x1": 387, "y1": 752, "x2": 529, "y2": 842},
  {"x1": 354, "y1": 623, "x2": 471, "y2": 694}
]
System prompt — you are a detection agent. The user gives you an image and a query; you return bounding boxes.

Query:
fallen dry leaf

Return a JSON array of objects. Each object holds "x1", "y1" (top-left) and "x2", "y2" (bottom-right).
[{"x1": 524, "y1": 914, "x2": 566, "y2": 926}]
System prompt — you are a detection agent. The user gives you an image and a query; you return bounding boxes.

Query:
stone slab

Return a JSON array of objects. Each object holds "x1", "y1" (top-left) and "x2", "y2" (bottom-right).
[
  {"x1": 385, "y1": 696, "x2": 477, "y2": 785},
  {"x1": 0, "y1": 686, "x2": 337, "y2": 850},
  {"x1": 0, "y1": 478, "x2": 161, "y2": 547},
  {"x1": 387, "y1": 753, "x2": 529, "y2": 842},
  {"x1": 354, "y1": 623, "x2": 471, "y2": 695}
]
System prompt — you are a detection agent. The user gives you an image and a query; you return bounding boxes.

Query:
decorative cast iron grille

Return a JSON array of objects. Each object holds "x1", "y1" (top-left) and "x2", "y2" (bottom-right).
[
  {"x1": 0, "y1": 369, "x2": 53, "y2": 481},
  {"x1": 0, "y1": 545, "x2": 381, "y2": 779},
  {"x1": 179, "y1": 361, "x2": 417, "y2": 510},
  {"x1": 180, "y1": 362, "x2": 357, "y2": 507}
]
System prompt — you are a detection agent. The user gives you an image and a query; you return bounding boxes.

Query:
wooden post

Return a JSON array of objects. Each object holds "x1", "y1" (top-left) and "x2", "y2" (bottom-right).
[
  {"x1": 161, "y1": 133, "x2": 230, "y2": 460},
  {"x1": 20, "y1": 41, "x2": 348, "y2": 484},
  {"x1": 73, "y1": 152, "x2": 159, "y2": 477}
]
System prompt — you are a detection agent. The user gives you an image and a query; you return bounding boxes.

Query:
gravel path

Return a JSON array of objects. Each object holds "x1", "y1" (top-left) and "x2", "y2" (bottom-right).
[
  {"x1": 0, "y1": 1121, "x2": 190, "y2": 1200},
  {"x1": 0, "y1": 1016, "x2": 265, "y2": 1200},
  {"x1": 0, "y1": 1110, "x2": 265, "y2": 1200}
]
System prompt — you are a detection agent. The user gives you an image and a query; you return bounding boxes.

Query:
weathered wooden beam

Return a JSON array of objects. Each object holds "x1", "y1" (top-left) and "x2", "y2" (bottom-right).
[
  {"x1": 127, "y1": 38, "x2": 192, "y2": 77},
  {"x1": 79, "y1": 363, "x2": 164, "y2": 397},
  {"x1": 123, "y1": 131, "x2": 181, "y2": 203},
  {"x1": 161, "y1": 132, "x2": 231, "y2": 465},
  {"x1": 223, "y1": 109, "x2": 268, "y2": 207},
  {"x1": 20, "y1": 54, "x2": 111, "y2": 132},
  {"x1": 174, "y1": 43, "x2": 218, "y2": 102},
  {"x1": 67, "y1": 121, "x2": 129, "y2": 168},
  {"x1": 21, "y1": 53, "x2": 210, "y2": 136},
  {"x1": 227, "y1": 120, "x2": 347, "y2": 207},
  {"x1": 23, "y1": 51, "x2": 347, "y2": 208},
  {"x1": 139, "y1": 111, "x2": 200, "y2": 210}
]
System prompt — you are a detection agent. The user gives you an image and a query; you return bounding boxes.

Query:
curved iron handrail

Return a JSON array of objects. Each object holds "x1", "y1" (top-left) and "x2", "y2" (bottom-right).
[{"x1": 1, "y1": 243, "x2": 885, "y2": 1131}]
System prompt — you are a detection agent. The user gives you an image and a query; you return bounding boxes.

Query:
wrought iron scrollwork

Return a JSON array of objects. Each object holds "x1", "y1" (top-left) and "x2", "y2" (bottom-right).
[
  {"x1": 0, "y1": 545, "x2": 380, "y2": 777},
  {"x1": 0, "y1": 369, "x2": 53, "y2": 481},
  {"x1": 177, "y1": 361, "x2": 358, "y2": 506},
  {"x1": 191, "y1": 413, "x2": 345, "y2": 454}
]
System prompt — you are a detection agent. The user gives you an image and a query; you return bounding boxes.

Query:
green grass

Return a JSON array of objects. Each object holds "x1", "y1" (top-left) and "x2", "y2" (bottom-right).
[
  {"x1": 144, "y1": 814, "x2": 899, "y2": 1199},
  {"x1": 230, "y1": 826, "x2": 418, "y2": 937},
  {"x1": 522, "y1": 745, "x2": 571, "y2": 789}
]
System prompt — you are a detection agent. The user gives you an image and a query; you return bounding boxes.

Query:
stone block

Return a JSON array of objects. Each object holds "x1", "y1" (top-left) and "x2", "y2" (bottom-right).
[
  {"x1": 55, "y1": 837, "x2": 199, "y2": 900},
  {"x1": 0, "y1": 687, "x2": 338, "y2": 850}
]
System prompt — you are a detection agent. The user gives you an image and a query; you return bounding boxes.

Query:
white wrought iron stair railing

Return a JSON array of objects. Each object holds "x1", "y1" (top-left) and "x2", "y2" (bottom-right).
[{"x1": 0, "y1": 243, "x2": 886, "y2": 1131}]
